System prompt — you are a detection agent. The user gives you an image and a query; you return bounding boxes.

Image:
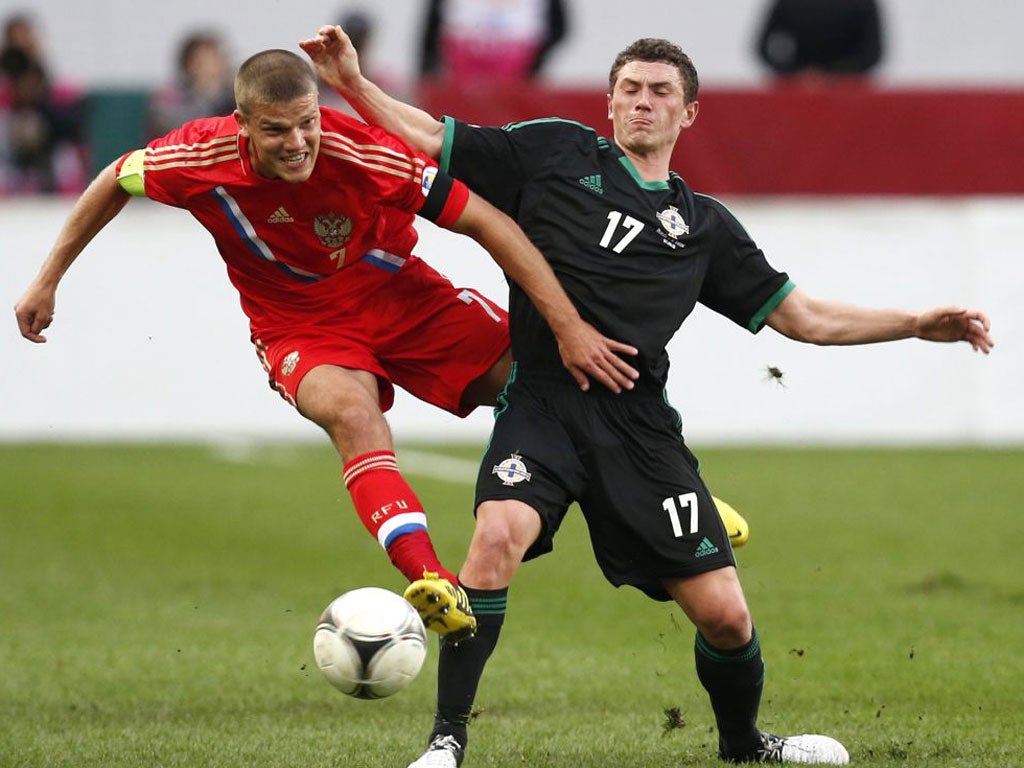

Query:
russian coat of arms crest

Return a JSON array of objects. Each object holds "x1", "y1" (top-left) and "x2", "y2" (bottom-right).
[{"x1": 313, "y1": 213, "x2": 353, "y2": 249}]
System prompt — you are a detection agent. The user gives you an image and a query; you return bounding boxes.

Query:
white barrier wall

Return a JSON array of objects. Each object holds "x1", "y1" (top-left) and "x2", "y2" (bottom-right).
[
  {"x1": 4, "y1": 0, "x2": 1024, "y2": 89},
  {"x1": 3, "y1": 196, "x2": 1021, "y2": 444}
]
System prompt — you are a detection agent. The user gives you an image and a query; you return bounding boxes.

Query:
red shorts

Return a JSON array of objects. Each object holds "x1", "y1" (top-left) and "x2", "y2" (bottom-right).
[{"x1": 251, "y1": 255, "x2": 509, "y2": 417}]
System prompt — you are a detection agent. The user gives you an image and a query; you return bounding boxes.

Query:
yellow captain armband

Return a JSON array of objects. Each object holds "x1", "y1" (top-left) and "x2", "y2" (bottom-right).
[{"x1": 116, "y1": 149, "x2": 147, "y2": 196}]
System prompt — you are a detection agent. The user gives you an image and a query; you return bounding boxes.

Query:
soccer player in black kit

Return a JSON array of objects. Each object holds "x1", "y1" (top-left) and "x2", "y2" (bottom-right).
[{"x1": 302, "y1": 27, "x2": 994, "y2": 767}]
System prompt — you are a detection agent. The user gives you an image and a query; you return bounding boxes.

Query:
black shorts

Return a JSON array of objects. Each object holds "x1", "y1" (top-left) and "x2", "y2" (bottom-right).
[{"x1": 475, "y1": 367, "x2": 735, "y2": 601}]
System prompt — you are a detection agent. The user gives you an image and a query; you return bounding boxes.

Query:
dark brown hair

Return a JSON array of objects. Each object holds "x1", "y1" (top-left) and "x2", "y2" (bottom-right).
[{"x1": 609, "y1": 38, "x2": 699, "y2": 103}]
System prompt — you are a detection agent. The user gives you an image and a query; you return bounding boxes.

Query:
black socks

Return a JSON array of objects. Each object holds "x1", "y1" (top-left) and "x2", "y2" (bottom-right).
[
  {"x1": 694, "y1": 628, "x2": 765, "y2": 761},
  {"x1": 430, "y1": 586, "x2": 509, "y2": 749}
]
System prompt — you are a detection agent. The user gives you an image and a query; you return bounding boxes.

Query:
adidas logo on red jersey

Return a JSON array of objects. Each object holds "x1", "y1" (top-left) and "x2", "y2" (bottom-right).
[{"x1": 267, "y1": 207, "x2": 294, "y2": 223}]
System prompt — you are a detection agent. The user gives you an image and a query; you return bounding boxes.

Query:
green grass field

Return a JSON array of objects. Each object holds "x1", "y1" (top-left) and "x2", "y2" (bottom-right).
[{"x1": 1, "y1": 443, "x2": 1021, "y2": 767}]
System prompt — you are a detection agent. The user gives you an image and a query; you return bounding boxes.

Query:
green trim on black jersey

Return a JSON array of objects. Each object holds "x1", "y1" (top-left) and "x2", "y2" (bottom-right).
[
  {"x1": 617, "y1": 154, "x2": 671, "y2": 190},
  {"x1": 661, "y1": 388, "x2": 684, "y2": 434},
  {"x1": 694, "y1": 192, "x2": 753, "y2": 238},
  {"x1": 501, "y1": 116, "x2": 596, "y2": 134},
  {"x1": 439, "y1": 116, "x2": 457, "y2": 173},
  {"x1": 483, "y1": 361, "x2": 517, "y2": 453},
  {"x1": 484, "y1": 360, "x2": 518, "y2": 453},
  {"x1": 493, "y1": 360, "x2": 517, "y2": 420},
  {"x1": 748, "y1": 279, "x2": 796, "y2": 333}
]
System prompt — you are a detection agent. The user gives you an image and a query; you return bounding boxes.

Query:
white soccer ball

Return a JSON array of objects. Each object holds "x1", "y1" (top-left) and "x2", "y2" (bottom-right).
[{"x1": 313, "y1": 587, "x2": 427, "y2": 699}]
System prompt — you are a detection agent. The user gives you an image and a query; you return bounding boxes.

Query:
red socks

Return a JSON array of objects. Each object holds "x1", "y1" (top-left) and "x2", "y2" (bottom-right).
[{"x1": 342, "y1": 450, "x2": 457, "y2": 584}]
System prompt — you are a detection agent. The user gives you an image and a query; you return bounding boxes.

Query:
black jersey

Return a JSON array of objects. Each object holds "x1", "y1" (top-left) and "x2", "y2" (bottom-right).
[{"x1": 439, "y1": 116, "x2": 794, "y2": 390}]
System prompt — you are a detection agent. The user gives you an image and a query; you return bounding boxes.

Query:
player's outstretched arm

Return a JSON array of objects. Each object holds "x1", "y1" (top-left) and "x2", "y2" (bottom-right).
[
  {"x1": 766, "y1": 287, "x2": 993, "y2": 352},
  {"x1": 14, "y1": 161, "x2": 131, "y2": 343},
  {"x1": 451, "y1": 191, "x2": 639, "y2": 393},
  {"x1": 300, "y1": 25, "x2": 444, "y2": 159}
]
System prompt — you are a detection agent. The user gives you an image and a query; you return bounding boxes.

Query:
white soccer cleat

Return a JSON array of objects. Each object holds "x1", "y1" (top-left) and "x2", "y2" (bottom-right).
[
  {"x1": 407, "y1": 734, "x2": 464, "y2": 768},
  {"x1": 756, "y1": 733, "x2": 850, "y2": 764}
]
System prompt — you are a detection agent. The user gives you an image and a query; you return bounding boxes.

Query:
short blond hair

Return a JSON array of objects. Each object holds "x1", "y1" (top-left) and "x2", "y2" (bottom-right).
[{"x1": 234, "y1": 49, "x2": 318, "y2": 116}]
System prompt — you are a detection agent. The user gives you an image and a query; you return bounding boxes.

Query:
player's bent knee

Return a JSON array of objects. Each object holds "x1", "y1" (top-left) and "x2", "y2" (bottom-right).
[
  {"x1": 330, "y1": 399, "x2": 385, "y2": 433},
  {"x1": 695, "y1": 602, "x2": 753, "y2": 649},
  {"x1": 299, "y1": 391, "x2": 392, "y2": 457},
  {"x1": 469, "y1": 526, "x2": 521, "y2": 566},
  {"x1": 471, "y1": 501, "x2": 539, "y2": 562},
  {"x1": 471, "y1": 518, "x2": 524, "y2": 561},
  {"x1": 296, "y1": 366, "x2": 382, "y2": 426}
]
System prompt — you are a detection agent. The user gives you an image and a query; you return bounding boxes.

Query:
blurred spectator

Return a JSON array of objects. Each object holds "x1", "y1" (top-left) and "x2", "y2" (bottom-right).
[
  {"x1": 0, "y1": 13, "x2": 86, "y2": 194},
  {"x1": 756, "y1": 0, "x2": 883, "y2": 78},
  {"x1": 149, "y1": 31, "x2": 235, "y2": 138},
  {"x1": 320, "y1": 9, "x2": 403, "y2": 116},
  {"x1": 340, "y1": 9, "x2": 375, "y2": 70},
  {"x1": 420, "y1": 0, "x2": 569, "y2": 84}
]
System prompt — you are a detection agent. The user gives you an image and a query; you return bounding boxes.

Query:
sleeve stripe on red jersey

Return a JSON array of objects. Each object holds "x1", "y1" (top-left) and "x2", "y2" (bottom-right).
[
  {"x1": 320, "y1": 131, "x2": 427, "y2": 180},
  {"x1": 119, "y1": 136, "x2": 240, "y2": 195},
  {"x1": 146, "y1": 146, "x2": 238, "y2": 164},
  {"x1": 321, "y1": 130, "x2": 427, "y2": 167},
  {"x1": 145, "y1": 152, "x2": 240, "y2": 172},
  {"x1": 320, "y1": 147, "x2": 425, "y2": 183},
  {"x1": 143, "y1": 137, "x2": 240, "y2": 173},
  {"x1": 148, "y1": 135, "x2": 237, "y2": 155}
]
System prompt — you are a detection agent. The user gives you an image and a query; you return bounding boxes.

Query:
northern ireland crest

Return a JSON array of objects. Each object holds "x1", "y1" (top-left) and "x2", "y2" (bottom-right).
[
  {"x1": 492, "y1": 454, "x2": 532, "y2": 487},
  {"x1": 656, "y1": 206, "x2": 689, "y2": 238}
]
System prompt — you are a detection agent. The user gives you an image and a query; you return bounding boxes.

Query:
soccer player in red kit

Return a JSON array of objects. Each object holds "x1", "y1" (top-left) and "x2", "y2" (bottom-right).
[{"x1": 14, "y1": 48, "x2": 639, "y2": 640}]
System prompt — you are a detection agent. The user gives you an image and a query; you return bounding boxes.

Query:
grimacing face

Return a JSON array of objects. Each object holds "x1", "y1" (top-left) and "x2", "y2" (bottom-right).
[
  {"x1": 236, "y1": 92, "x2": 321, "y2": 182},
  {"x1": 608, "y1": 60, "x2": 697, "y2": 157}
]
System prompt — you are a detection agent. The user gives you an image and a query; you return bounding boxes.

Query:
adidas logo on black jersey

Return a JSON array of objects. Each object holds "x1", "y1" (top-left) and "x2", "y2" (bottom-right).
[
  {"x1": 694, "y1": 537, "x2": 720, "y2": 558},
  {"x1": 578, "y1": 174, "x2": 603, "y2": 195}
]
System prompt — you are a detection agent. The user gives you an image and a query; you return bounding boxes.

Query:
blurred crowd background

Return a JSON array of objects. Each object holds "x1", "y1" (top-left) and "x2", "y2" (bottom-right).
[
  {"x1": 1, "y1": 0, "x2": 1021, "y2": 198},
  {"x1": 3, "y1": 0, "x2": 1021, "y2": 444}
]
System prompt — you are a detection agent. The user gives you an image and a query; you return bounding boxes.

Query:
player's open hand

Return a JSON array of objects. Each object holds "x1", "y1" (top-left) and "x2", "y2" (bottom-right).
[
  {"x1": 14, "y1": 283, "x2": 57, "y2": 343},
  {"x1": 557, "y1": 320, "x2": 639, "y2": 393},
  {"x1": 299, "y1": 25, "x2": 361, "y2": 93},
  {"x1": 915, "y1": 306, "x2": 994, "y2": 353}
]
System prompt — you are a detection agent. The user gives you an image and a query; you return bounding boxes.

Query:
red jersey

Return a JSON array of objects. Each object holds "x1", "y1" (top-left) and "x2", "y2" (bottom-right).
[{"x1": 114, "y1": 107, "x2": 469, "y2": 330}]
